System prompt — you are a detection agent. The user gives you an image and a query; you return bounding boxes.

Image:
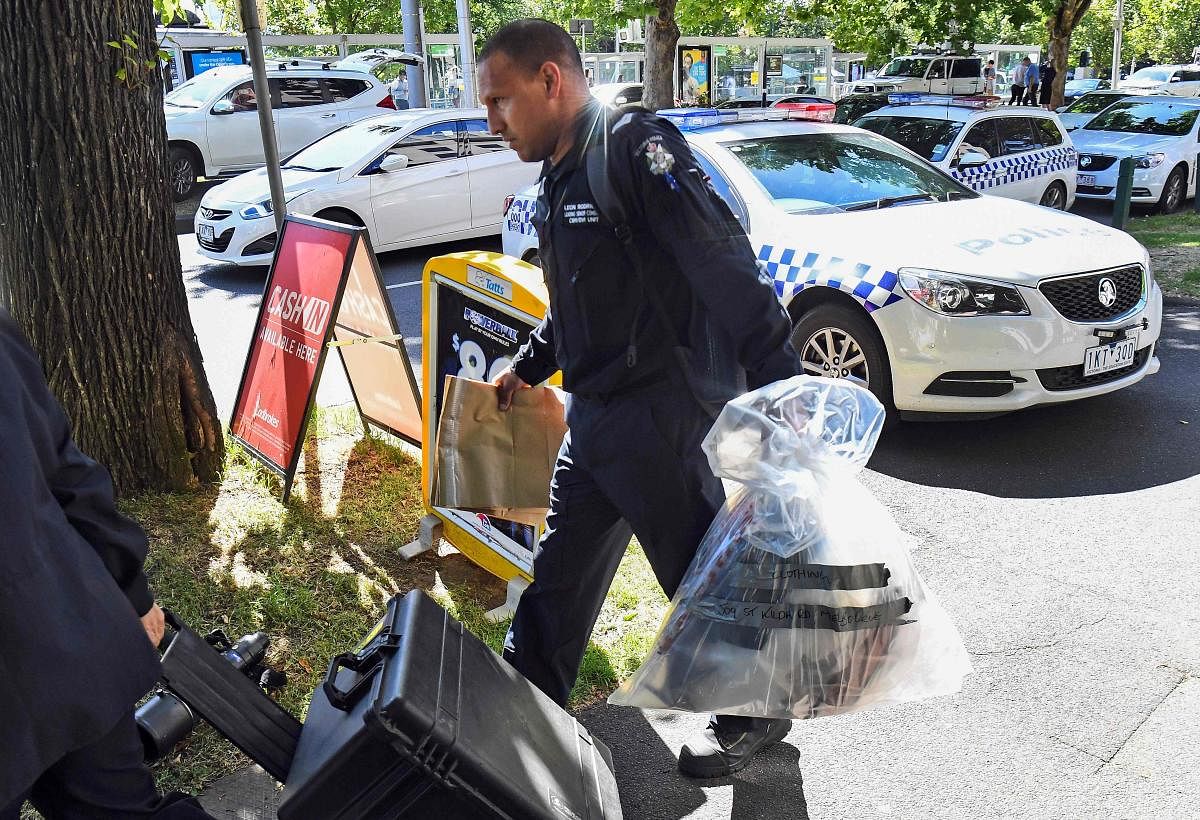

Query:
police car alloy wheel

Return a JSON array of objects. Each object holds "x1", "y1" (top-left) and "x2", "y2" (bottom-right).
[
  {"x1": 169, "y1": 146, "x2": 198, "y2": 202},
  {"x1": 1158, "y1": 167, "x2": 1186, "y2": 214},
  {"x1": 1039, "y1": 181, "x2": 1068, "y2": 210},
  {"x1": 790, "y1": 304, "x2": 894, "y2": 417}
]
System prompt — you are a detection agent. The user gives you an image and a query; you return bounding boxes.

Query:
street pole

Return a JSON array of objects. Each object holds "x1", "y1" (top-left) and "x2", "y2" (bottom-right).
[
  {"x1": 401, "y1": 0, "x2": 427, "y2": 107},
  {"x1": 1111, "y1": 0, "x2": 1124, "y2": 88},
  {"x1": 455, "y1": 0, "x2": 476, "y2": 108},
  {"x1": 238, "y1": 0, "x2": 286, "y2": 233}
]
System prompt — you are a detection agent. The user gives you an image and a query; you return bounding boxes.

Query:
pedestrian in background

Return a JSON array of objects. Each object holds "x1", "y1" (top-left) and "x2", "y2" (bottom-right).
[
  {"x1": 477, "y1": 18, "x2": 801, "y2": 779},
  {"x1": 984, "y1": 59, "x2": 996, "y2": 95},
  {"x1": 1023, "y1": 57, "x2": 1040, "y2": 105},
  {"x1": 1009, "y1": 59, "x2": 1027, "y2": 104},
  {"x1": 390, "y1": 72, "x2": 410, "y2": 109},
  {"x1": 1039, "y1": 59, "x2": 1057, "y2": 109},
  {"x1": 0, "y1": 308, "x2": 213, "y2": 820}
]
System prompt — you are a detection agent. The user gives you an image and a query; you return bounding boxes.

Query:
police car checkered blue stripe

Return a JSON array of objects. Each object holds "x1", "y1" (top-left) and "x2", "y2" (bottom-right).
[
  {"x1": 505, "y1": 196, "x2": 537, "y2": 236},
  {"x1": 951, "y1": 146, "x2": 1077, "y2": 191},
  {"x1": 758, "y1": 245, "x2": 904, "y2": 312}
]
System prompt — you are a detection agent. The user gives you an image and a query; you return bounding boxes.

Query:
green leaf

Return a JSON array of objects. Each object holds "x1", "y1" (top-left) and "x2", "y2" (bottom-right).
[
  {"x1": 123, "y1": 33, "x2": 138, "y2": 48},
  {"x1": 107, "y1": 41, "x2": 121, "y2": 49},
  {"x1": 116, "y1": 67, "x2": 128, "y2": 81}
]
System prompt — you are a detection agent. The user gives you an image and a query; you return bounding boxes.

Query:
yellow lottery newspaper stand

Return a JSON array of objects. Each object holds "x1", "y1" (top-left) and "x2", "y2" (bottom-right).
[{"x1": 409, "y1": 251, "x2": 557, "y2": 618}]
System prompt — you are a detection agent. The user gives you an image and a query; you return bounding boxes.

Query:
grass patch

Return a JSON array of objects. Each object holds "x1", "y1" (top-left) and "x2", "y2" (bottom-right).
[
  {"x1": 1126, "y1": 212, "x2": 1200, "y2": 249},
  {"x1": 119, "y1": 406, "x2": 664, "y2": 795}
]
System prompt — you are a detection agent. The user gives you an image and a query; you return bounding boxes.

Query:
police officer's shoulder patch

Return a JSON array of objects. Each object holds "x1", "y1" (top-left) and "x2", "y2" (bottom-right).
[{"x1": 639, "y1": 136, "x2": 675, "y2": 176}]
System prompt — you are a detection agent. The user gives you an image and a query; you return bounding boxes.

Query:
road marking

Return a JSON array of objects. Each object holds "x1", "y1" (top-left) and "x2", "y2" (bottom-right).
[{"x1": 386, "y1": 280, "x2": 422, "y2": 290}]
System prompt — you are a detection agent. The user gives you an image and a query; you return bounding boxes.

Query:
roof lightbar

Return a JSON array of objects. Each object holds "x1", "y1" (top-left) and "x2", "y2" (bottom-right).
[
  {"x1": 660, "y1": 105, "x2": 836, "y2": 131},
  {"x1": 886, "y1": 93, "x2": 999, "y2": 109}
]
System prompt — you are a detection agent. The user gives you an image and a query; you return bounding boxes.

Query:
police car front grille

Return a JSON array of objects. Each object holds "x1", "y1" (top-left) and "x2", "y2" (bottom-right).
[
  {"x1": 1078, "y1": 154, "x2": 1117, "y2": 172},
  {"x1": 1038, "y1": 265, "x2": 1144, "y2": 322},
  {"x1": 199, "y1": 207, "x2": 232, "y2": 221},
  {"x1": 198, "y1": 227, "x2": 234, "y2": 252},
  {"x1": 1036, "y1": 345, "x2": 1151, "y2": 391}
]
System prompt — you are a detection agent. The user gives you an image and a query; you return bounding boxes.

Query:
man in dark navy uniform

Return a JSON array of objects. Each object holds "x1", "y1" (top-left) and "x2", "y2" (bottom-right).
[
  {"x1": 0, "y1": 308, "x2": 211, "y2": 819},
  {"x1": 478, "y1": 20, "x2": 801, "y2": 777}
]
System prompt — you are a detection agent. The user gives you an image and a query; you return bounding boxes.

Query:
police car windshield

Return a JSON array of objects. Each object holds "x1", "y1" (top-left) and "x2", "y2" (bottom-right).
[
  {"x1": 852, "y1": 115, "x2": 964, "y2": 162},
  {"x1": 1083, "y1": 100, "x2": 1200, "y2": 136},
  {"x1": 879, "y1": 58, "x2": 931, "y2": 78},
  {"x1": 723, "y1": 132, "x2": 971, "y2": 214},
  {"x1": 284, "y1": 118, "x2": 416, "y2": 171},
  {"x1": 1065, "y1": 92, "x2": 1129, "y2": 114}
]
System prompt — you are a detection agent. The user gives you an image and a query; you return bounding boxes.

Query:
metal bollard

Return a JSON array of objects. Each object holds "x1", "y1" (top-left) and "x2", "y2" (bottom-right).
[{"x1": 1112, "y1": 156, "x2": 1134, "y2": 230}]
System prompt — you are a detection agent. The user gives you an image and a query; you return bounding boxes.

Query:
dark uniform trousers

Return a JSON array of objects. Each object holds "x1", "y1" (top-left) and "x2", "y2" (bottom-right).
[
  {"x1": 0, "y1": 714, "x2": 208, "y2": 820},
  {"x1": 503, "y1": 378, "x2": 722, "y2": 706}
]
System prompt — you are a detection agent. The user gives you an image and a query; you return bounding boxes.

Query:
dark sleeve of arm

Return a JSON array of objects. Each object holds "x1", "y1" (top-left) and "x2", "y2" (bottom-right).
[
  {"x1": 617, "y1": 121, "x2": 800, "y2": 388},
  {"x1": 50, "y1": 431, "x2": 155, "y2": 616},
  {"x1": 509, "y1": 308, "x2": 560, "y2": 386}
]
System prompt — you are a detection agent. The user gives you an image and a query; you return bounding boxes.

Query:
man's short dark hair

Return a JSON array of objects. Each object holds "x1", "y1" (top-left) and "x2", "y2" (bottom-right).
[{"x1": 479, "y1": 18, "x2": 584, "y2": 77}]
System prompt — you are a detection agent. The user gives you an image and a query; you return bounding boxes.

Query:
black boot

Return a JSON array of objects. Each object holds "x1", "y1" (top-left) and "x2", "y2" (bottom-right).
[{"x1": 677, "y1": 715, "x2": 791, "y2": 778}]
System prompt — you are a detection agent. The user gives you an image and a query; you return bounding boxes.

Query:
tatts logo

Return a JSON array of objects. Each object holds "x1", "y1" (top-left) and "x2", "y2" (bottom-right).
[{"x1": 266, "y1": 286, "x2": 333, "y2": 335}]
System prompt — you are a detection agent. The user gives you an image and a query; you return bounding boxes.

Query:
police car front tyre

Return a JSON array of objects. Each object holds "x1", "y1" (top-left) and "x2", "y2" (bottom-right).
[
  {"x1": 1157, "y1": 167, "x2": 1187, "y2": 215},
  {"x1": 790, "y1": 303, "x2": 896, "y2": 425},
  {"x1": 1039, "y1": 181, "x2": 1067, "y2": 210}
]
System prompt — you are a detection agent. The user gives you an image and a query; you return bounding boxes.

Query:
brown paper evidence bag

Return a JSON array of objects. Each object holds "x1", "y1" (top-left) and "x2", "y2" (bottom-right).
[{"x1": 431, "y1": 376, "x2": 568, "y2": 527}]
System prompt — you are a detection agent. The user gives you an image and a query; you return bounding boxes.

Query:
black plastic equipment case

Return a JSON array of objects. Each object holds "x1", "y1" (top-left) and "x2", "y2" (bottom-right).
[{"x1": 279, "y1": 589, "x2": 622, "y2": 820}]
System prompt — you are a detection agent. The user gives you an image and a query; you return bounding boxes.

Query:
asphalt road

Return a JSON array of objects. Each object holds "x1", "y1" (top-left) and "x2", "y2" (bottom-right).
[{"x1": 181, "y1": 223, "x2": 1200, "y2": 819}]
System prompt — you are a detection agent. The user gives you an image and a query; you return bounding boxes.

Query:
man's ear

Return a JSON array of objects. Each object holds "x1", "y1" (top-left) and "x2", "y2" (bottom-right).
[{"x1": 540, "y1": 61, "x2": 563, "y2": 98}]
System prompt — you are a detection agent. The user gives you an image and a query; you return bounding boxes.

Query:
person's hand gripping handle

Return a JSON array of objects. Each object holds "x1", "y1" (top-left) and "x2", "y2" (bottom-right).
[{"x1": 493, "y1": 367, "x2": 530, "y2": 411}]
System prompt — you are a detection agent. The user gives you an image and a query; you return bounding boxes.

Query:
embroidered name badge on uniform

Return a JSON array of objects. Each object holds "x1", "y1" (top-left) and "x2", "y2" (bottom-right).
[{"x1": 563, "y1": 201, "x2": 600, "y2": 226}]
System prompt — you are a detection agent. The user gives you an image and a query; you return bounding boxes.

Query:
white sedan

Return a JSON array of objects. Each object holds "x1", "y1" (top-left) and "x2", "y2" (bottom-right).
[
  {"x1": 1070, "y1": 96, "x2": 1200, "y2": 213},
  {"x1": 195, "y1": 108, "x2": 540, "y2": 266},
  {"x1": 503, "y1": 109, "x2": 1162, "y2": 418}
]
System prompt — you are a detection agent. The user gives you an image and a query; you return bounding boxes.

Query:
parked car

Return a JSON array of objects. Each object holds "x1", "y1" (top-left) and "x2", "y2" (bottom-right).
[
  {"x1": 847, "y1": 54, "x2": 983, "y2": 95},
  {"x1": 591, "y1": 82, "x2": 644, "y2": 106},
  {"x1": 503, "y1": 108, "x2": 1161, "y2": 419},
  {"x1": 716, "y1": 95, "x2": 834, "y2": 110},
  {"x1": 165, "y1": 51, "x2": 419, "y2": 201},
  {"x1": 1118, "y1": 64, "x2": 1200, "y2": 97},
  {"x1": 1062, "y1": 77, "x2": 1110, "y2": 104},
  {"x1": 854, "y1": 99, "x2": 1077, "y2": 209},
  {"x1": 1056, "y1": 90, "x2": 1136, "y2": 130},
  {"x1": 193, "y1": 108, "x2": 540, "y2": 266},
  {"x1": 833, "y1": 92, "x2": 894, "y2": 124},
  {"x1": 1071, "y1": 96, "x2": 1200, "y2": 213}
]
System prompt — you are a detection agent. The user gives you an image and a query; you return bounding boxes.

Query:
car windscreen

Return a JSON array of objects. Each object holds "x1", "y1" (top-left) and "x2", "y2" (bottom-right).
[
  {"x1": 165, "y1": 74, "x2": 237, "y2": 108},
  {"x1": 1128, "y1": 67, "x2": 1173, "y2": 83},
  {"x1": 1065, "y1": 93, "x2": 1129, "y2": 114},
  {"x1": 282, "y1": 119, "x2": 413, "y2": 171},
  {"x1": 721, "y1": 132, "x2": 972, "y2": 214},
  {"x1": 852, "y1": 115, "x2": 964, "y2": 162},
  {"x1": 1083, "y1": 100, "x2": 1200, "y2": 136},
  {"x1": 879, "y1": 58, "x2": 930, "y2": 78}
]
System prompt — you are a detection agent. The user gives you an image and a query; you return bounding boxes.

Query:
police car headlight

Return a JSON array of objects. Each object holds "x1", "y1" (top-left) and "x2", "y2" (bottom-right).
[
  {"x1": 239, "y1": 189, "x2": 313, "y2": 219},
  {"x1": 899, "y1": 269, "x2": 1030, "y2": 316},
  {"x1": 1133, "y1": 153, "x2": 1166, "y2": 169}
]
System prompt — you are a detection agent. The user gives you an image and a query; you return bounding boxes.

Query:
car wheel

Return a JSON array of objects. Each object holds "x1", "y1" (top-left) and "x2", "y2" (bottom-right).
[
  {"x1": 790, "y1": 303, "x2": 896, "y2": 423},
  {"x1": 1039, "y1": 180, "x2": 1067, "y2": 210},
  {"x1": 1157, "y1": 167, "x2": 1186, "y2": 215},
  {"x1": 168, "y1": 147, "x2": 198, "y2": 202}
]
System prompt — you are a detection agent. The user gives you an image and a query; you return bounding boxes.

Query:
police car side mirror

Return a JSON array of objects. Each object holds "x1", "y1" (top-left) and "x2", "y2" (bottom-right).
[
  {"x1": 211, "y1": 100, "x2": 235, "y2": 115},
  {"x1": 957, "y1": 150, "x2": 990, "y2": 169},
  {"x1": 379, "y1": 153, "x2": 410, "y2": 173}
]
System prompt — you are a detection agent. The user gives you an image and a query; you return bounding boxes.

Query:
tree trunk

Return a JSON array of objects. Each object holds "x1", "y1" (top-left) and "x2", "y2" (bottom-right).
[
  {"x1": 0, "y1": 0, "x2": 224, "y2": 494},
  {"x1": 1046, "y1": 0, "x2": 1094, "y2": 109},
  {"x1": 643, "y1": 2, "x2": 680, "y2": 112}
]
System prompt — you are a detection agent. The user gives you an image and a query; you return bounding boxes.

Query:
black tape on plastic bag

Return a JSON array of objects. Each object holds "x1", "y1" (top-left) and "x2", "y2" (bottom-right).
[{"x1": 691, "y1": 596, "x2": 913, "y2": 631}]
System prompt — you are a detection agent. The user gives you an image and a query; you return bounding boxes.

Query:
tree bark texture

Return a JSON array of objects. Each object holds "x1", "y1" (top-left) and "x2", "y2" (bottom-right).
[
  {"x1": 0, "y1": 0, "x2": 224, "y2": 494},
  {"x1": 643, "y1": 2, "x2": 680, "y2": 112},
  {"x1": 1046, "y1": 0, "x2": 1093, "y2": 109}
]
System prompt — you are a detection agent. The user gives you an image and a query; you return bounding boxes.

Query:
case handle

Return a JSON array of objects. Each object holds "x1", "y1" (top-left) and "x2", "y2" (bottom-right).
[{"x1": 323, "y1": 651, "x2": 384, "y2": 712}]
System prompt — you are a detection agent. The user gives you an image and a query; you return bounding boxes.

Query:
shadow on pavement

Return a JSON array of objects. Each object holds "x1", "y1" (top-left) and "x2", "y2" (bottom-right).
[{"x1": 869, "y1": 302, "x2": 1200, "y2": 498}]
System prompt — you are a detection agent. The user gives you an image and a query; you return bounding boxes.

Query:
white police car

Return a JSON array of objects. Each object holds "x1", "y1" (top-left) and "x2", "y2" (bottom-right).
[
  {"x1": 502, "y1": 107, "x2": 1161, "y2": 419},
  {"x1": 853, "y1": 95, "x2": 1077, "y2": 209},
  {"x1": 1069, "y1": 96, "x2": 1200, "y2": 213}
]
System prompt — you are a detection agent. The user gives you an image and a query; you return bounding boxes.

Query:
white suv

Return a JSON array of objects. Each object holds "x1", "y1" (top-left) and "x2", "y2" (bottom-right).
[
  {"x1": 849, "y1": 55, "x2": 983, "y2": 95},
  {"x1": 164, "y1": 58, "x2": 410, "y2": 200},
  {"x1": 1119, "y1": 64, "x2": 1200, "y2": 97}
]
